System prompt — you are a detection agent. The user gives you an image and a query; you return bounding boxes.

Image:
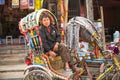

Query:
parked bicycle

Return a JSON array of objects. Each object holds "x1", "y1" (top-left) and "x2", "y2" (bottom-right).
[{"x1": 96, "y1": 42, "x2": 120, "y2": 80}]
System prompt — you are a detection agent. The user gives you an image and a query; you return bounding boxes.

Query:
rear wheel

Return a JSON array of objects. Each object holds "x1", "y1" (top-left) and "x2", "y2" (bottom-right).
[
  {"x1": 112, "y1": 72, "x2": 120, "y2": 80},
  {"x1": 24, "y1": 70, "x2": 52, "y2": 80}
]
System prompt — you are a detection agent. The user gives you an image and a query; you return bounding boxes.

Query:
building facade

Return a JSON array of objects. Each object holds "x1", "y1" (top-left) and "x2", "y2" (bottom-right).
[{"x1": 0, "y1": 0, "x2": 120, "y2": 42}]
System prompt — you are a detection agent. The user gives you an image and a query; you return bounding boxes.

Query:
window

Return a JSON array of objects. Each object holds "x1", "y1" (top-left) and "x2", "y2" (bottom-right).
[{"x1": 68, "y1": 0, "x2": 80, "y2": 20}]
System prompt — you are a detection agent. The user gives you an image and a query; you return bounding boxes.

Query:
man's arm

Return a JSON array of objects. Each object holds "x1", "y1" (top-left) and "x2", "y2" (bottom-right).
[{"x1": 54, "y1": 27, "x2": 61, "y2": 43}]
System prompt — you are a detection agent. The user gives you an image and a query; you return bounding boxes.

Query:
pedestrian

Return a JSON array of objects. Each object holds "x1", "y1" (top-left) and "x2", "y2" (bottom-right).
[
  {"x1": 39, "y1": 14, "x2": 78, "y2": 72},
  {"x1": 0, "y1": 37, "x2": 3, "y2": 45}
]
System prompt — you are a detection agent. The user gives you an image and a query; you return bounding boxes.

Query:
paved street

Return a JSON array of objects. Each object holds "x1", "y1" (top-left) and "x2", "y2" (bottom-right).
[
  {"x1": 0, "y1": 46, "x2": 120, "y2": 80},
  {"x1": 0, "y1": 45, "x2": 27, "y2": 80},
  {"x1": 0, "y1": 64, "x2": 26, "y2": 80}
]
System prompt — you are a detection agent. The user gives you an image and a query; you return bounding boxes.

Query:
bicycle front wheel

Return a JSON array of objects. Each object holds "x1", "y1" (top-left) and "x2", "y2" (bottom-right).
[
  {"x1": 112, "y1": 72, "x2": 120, "y2": 80},
  {"x1": 24, "y1": 70, "x2": 52, "y2": 80}
]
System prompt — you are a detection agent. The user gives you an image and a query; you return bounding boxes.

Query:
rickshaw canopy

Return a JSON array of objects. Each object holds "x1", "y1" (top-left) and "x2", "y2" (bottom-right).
[
  {"x1": 19, "y1": 9, "x2": 58, "y2": 35},
  {"x1": 66, "y1": 16, "x2": 103, "y2": 51}
]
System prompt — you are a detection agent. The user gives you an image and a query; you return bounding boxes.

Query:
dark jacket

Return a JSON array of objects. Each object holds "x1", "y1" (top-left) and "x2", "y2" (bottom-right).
[{"x1": 39, "y1": 24, "x2": 61, "y2": 53}]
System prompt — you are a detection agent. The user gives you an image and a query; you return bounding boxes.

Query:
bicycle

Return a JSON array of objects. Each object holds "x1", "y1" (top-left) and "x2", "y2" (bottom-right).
[
  {"x1": 72, "y1": 42, "x2": 120, "y2": 80},
  {"x1": 96, "y1": 42, "x2": 120, "y2": 80}
]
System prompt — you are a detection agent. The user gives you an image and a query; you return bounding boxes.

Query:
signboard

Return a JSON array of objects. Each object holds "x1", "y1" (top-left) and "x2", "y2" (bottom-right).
[
  {"x1": 12, "y1": 0, "x2": 19, "y2": 8},
  {"x1": 0, "y1": 0, "x2": 5, "y2": 5},
  {"x1": 29, "y1": 0, "x2": 34, "y2": 9}
]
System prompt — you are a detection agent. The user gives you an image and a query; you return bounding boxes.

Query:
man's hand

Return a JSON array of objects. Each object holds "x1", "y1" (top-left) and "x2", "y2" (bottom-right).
[{"x1": 53, "y1": 42, "x2": 59, "y2": 52}]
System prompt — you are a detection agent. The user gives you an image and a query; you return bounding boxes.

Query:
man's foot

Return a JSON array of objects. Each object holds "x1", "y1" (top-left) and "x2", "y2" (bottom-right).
[
  {"x1": 64, "y1": 66, "x2": 72, "y2": 71},
  {"x1": 64, "y1": 62, "x2": 71, "y2": 71},
  {"x1": 65, "y1": 68, "x2": 71, "y2": 71}
]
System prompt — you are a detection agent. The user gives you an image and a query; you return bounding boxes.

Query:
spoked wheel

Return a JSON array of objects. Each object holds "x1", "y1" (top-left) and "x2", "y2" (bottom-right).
[
  {"x1": 69, "y1": 73, "x2": 81, "y2": 80},
  {"x1": 112, "y1": 72, "x2": 120, "y2": 80},
  {"x1": 24, "y1": 70, "x2": 52, "y2": 80}
]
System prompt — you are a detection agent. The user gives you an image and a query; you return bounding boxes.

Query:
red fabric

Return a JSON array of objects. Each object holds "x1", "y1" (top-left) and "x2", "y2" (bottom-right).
[
  {"x1": 20, "y1": 0, "x2": 28, "y2": 9},
  {"x1": 47, "y1": 27, "x2": 50, "y2": 33}
]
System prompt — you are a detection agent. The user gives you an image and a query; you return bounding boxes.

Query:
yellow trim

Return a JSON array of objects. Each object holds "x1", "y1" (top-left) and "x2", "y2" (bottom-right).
[
  {"x1": 113, "y1": 56, "x2": 120, "y2": 68},
  {"x1": 34, "y1": 56, "x2": 45, "y2": 64},
  {"x1": 96, "y1": 65, "x2": 114, "y2": 80},
  {"x1": 30, "y1": 30, "x2": 37, "y2": 45}
]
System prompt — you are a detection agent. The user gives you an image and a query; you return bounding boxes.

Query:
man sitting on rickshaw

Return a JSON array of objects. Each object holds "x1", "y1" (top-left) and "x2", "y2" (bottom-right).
[{"x1": 39, "y1": 14, "x2": 79, "y2": 72}]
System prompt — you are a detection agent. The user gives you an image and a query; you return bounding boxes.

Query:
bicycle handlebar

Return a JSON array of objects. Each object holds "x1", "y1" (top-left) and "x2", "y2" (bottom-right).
[
  {"x1": 106, "y1": 42, "x2": 120, "y2": 46},
  {"x1": 102, "y1": 50, "x2": 113, "y2": 53}
]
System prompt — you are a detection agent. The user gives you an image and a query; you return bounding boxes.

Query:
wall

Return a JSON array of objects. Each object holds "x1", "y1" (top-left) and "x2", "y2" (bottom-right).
[{"x1": 104, "y1": 7, "x2": 118, "y2": 27}]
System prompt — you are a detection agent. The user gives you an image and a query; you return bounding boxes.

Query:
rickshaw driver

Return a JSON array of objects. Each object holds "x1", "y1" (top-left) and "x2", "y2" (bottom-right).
[{"x1": 39, "y1": 14, "x2": 79, "y2": 72}]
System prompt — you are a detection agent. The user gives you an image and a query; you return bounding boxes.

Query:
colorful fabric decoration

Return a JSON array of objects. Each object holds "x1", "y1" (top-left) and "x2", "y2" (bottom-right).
[{"x1": 12, "y1": 0, "x2": 19, "y2": 8}]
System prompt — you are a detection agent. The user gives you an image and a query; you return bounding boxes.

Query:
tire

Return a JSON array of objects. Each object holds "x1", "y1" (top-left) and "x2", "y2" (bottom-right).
[
  {"x1": 112, "y1": 72, "x2": 120, "y2": 80},
  {"x1": 24, "y1": 70, "x2": 52, "y2": 80},
  {"x1": 69, "y1": 74, "x2": 81, "y2": 80}
]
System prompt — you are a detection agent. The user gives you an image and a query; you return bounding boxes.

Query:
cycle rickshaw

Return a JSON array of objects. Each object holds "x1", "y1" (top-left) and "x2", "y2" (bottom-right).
[
  {"x1": 19, "y1": 9, "x2": 120, "y2": 80},
  {"x1": 19, "y1": 9, "x2": 76, "y2": 80},
  {"x1": 66, "y1": 17, "x2": 120, "y2": 80}
]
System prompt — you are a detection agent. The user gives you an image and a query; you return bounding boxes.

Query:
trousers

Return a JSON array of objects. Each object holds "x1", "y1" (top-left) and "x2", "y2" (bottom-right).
[{"x1": 57, "y1": 43, "x2": 74, "y2": 65}]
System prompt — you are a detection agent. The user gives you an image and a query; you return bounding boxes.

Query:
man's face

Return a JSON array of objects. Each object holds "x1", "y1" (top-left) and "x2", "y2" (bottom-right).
[{"x1": 42, "y1": 17, "x2": 50, "y2": 27}]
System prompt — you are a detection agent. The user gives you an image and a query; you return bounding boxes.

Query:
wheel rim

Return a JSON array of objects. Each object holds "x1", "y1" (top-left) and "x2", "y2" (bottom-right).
[{"x1": 24, "y1": 70, "x2": 52, "y2": 80}]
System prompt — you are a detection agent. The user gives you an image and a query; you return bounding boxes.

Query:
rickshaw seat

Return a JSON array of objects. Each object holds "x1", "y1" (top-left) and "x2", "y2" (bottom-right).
[
  {"x1": 19, "y1": 9, "x2": 64, "y2": 70},
  {"x1": 27, "y1": 28, "x2": 64, "y2": 70}
]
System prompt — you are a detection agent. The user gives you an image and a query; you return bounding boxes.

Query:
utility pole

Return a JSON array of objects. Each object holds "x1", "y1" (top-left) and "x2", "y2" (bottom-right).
[
  {"x1": 86, "y1": 0, "x2": 94, "y2": 22},
  {"x1": 100, "y1": 6, "x2": 106, "y2": 50}
]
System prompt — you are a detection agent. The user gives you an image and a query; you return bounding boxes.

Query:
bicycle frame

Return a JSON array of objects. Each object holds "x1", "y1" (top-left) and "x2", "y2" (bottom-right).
[
  {"x1": 96, "y1": 64, "x2": 114, "y2": 80},
  {"x1": 96, "y1": 52, "x2": 120, "y2": 80}
]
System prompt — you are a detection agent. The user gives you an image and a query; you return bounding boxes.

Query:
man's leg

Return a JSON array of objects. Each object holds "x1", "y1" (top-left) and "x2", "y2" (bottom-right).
[
  {"x1": 58, "y1": 43, "x2": 76, "y2": 71},
  {"x1": 58, "y1": 43, "x2": 81, "y2": 72},
  {"x1": 58, "y1": 43, "x2": 70, "y2": 61}
]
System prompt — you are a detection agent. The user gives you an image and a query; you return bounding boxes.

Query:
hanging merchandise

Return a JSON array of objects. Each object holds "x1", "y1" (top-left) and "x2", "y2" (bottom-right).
[
  {"x1": 0, "y1": 0, "x2": 5, "y2": 5},
  {"x1": 12, "y1": 0, "x2": 19, "y2": 8},
  {"x1": 20, "y1": 0, "x2": 28, "y2": 9},
  {"x1": 35, "y1": 0, "x2": 43, "y2": 11},
  {"x1": 28, "y1": 0, "x2": 34, "y2": 9}
]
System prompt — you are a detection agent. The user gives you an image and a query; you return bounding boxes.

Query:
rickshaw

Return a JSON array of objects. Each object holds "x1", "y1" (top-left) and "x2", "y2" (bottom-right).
[
  {"x1": 66, "y1": 16, "x2": 104, "y2": 79},
  {"x1": 19, "y1": 9, "x2": 112, "y2": 80},
  {"x1": 19, "y1": 9, "x2": 79, "y2": 80},
  {"x1": 66, "y1": 17, "x2": 120, "y2": 80}
]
